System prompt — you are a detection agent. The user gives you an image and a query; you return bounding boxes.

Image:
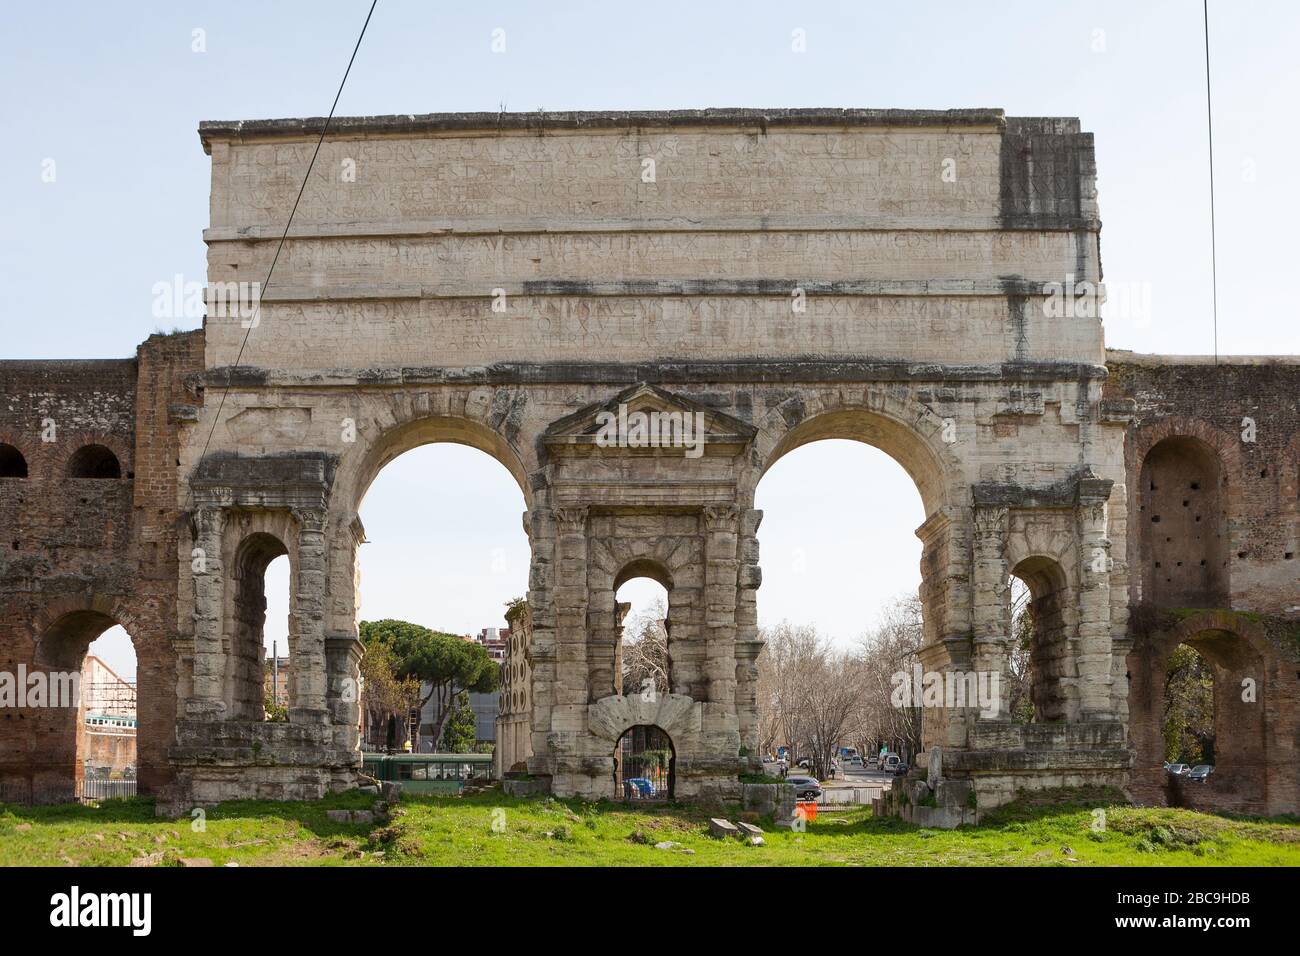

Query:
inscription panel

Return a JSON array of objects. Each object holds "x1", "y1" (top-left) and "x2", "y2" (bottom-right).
[
  {"x1": 211, "y1": 130, "x2": 1005, "y2": 228},
  {"x1": 205, "y1": 295, "x2": 1100, "y2": 370}
]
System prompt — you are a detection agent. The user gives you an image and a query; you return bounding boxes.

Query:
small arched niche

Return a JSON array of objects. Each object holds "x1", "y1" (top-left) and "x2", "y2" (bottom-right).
[
  {"x1": 67, "y1": 444, "x2": 122, "y2": 479},
  {"x1": 0, "y1": 443, "x2": 28, "y2": 478}
]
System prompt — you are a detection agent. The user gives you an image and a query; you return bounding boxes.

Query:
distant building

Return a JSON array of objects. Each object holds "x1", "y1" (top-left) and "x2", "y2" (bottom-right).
[
  {"x1": 477, "y1": 627, "x2": 508, "y2": 662},
  {"x1": 495, "y1": 603, "x2": 533, "y2": 776},
  {"x1": 78, "y1": 655, "x2": 136, "y2": 779},
  {"x1": 263, "y1": 652, "x2": 290, "y2": 707}
]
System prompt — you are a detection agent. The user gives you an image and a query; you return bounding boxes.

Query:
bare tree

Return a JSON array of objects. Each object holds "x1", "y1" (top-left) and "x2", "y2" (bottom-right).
[
  {"x1": 621, "y1": 597, "x2": 669, "y2": 695},
  {"x1": 857, "y1": 594, "x2": 924, "y2": 760},
  {"x1": 802, "y1": 646, "x2": 867, "y2": 780},
  {"x1": 1006, "y1": 577, "x2": 1035, "y2": 723}
]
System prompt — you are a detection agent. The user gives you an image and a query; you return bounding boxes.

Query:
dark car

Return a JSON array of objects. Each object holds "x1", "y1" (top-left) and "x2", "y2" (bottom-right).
[
  {"x1": 1188, "y1": 765, "x2": 1213, "y2": 782},
  {"x1": 881, "y1": 754, "x2": 909, "y2": 776},
  {"x1": 786, "y1": 775, "x2": 823, "y2": 800}
]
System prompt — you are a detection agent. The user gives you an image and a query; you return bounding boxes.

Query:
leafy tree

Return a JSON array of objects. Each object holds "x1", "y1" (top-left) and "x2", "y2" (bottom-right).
[
  {"x1": 1163, "y1": 644, "x2": 1214, "y2": 764},
  {"x1": 358, "y1": 637, "x2": 421, "y2": 750},
  {"x1": 360, "y1": 619, "x2": 500, "y2": 750},
  {"x1": 439, "y1": 691, "x2": 477, "y2": 753},
  {"x1": 263, "y1": 694, "x2": 288, "y2": 723}
]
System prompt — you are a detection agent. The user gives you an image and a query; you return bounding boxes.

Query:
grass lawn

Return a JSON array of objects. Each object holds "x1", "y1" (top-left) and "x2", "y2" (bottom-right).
[{"x1": 1, "y1": 787, "x2": 1298, "y2": 867}]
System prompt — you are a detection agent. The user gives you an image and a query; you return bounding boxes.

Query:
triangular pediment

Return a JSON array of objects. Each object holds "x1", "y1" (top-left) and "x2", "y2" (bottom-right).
[{"x1": 543, "y1": 383, "x2": 756, "y2": 455}]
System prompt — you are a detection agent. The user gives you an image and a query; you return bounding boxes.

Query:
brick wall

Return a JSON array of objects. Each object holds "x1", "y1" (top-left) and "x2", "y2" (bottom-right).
[
  {"x1": 1107, "y1": 354, "x2": 1299, "y2": 814},
  {"x1": 0, "y1": 332, "x2": 202, "y2": 802}
]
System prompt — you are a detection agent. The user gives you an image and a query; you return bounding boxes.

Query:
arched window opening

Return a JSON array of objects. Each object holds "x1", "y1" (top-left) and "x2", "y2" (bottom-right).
[
  {"x1": 1163, "y1": 643, "x2": 1214, "y2": 769},
  {"x1": 230, "y1": 533, "x2": 289, "y2": 721},
  {"x1": 615, "y1": 574, "x2": 670, "y2": 699},
  {"x1": 614, "y1": 724, "x2": 675, "y2": 801},
  {"x1": 80, "y1": 626, "x2": 138, "y2": 801},
  {"x1": 1138, "y1": 436, "x2": 1227, "y2": 606},
  {"x1": 1165, "y1": 628, "x2": 1265, "y2": 792},
  {"x1": 1010, "y1": 556, "x2": 1074, "y2": 723},
  {"x1": 261, "y1": 552, "x2": 291, "y2": 720},
  {"x1": 67, "y1": 444, "x2": 121, "y2": 479},
  {"x1": 0, "y1": 443, "x2": 27, "y2": 478},
  {"x1": 30, "y1": 612, "x2": 143, "y2": 803}
]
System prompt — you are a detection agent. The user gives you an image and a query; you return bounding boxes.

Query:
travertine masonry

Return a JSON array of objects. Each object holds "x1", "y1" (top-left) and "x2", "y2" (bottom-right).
[{"x1": 1, "y1": 109, "x2": 1294, "y2": 816}]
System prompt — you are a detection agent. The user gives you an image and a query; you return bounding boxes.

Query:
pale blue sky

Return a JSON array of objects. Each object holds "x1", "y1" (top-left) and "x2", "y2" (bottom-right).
[{"x1": 5, "y1": 1, "x2": 1294, "y2": 678}]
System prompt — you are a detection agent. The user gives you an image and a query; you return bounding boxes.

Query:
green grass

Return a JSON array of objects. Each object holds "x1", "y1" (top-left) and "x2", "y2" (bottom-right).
[{"x1": 2, "y1": 789, "x2": 1298, "y2": 866}]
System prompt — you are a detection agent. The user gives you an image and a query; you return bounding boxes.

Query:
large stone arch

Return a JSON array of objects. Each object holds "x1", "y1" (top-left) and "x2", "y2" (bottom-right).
[
  {"x1": 749, "y1": 396, "x2": 969, "y2": 732},
  {"x1": 750, "y1": 391, "x2": 958, "y2": 517},
  {"x1": 326, "y1": 405, "x2": 537, "y2": 641},
  {"x1": 1127, "y1": 610, "x2": 1299, "y2": 816}
]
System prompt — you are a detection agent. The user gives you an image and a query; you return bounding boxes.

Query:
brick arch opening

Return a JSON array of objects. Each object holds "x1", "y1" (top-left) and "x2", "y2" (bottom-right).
[
  {"x1": 1127, "y1": 612, "x2": 1288, "y2": 815},
  {"x1": 1136, "y1": 434, "x2": 1229, "y2": 607},
  {"x1": 0, "y1": 443, "x2": 27, "y2": 478},
  {"x1": 67, "y1": 444, "x2": 122, "y2": 479},
  {"x1": 23, "y1": 610, "x2": 143, "y2": 803}
]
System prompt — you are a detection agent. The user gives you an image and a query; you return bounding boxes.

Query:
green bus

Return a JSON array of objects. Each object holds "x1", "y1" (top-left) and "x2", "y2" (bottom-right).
[{"x1": 361, "y1": 752, "x2": 494, "y2": 794}]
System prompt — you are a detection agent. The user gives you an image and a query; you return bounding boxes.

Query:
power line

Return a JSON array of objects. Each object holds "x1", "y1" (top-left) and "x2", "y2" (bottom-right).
[
  {"x1": 188, "y1": 0, "x2": 380, "y2": 505},
  {"x1": 1203, "y1": 0, "x2": 1219, "y2": 363}
]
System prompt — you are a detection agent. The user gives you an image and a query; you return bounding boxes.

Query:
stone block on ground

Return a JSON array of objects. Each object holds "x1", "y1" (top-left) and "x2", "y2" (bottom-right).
[{"x1": 708, "y1": 818, "x2": 739, "y2": 839}]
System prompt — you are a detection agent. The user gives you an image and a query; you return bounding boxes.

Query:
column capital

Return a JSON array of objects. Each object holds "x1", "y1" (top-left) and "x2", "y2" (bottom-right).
[
  {"x1": 702, "y1": 503, "x2": 741, "y2": 530},
  {"x1": 555, "y1": 506, "x2": 588, "y2": 533},
  {"x1": 292, "y1": 505, "x2": 328, "y2": 532},
  {"x1": 972, "y1": 504, "x2": 1009, "y2": 540}
]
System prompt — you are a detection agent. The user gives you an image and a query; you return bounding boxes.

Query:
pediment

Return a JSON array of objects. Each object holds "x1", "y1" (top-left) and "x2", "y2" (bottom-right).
[{"x1": 543, "y1": 383, "x2": 756, "y2": 457}]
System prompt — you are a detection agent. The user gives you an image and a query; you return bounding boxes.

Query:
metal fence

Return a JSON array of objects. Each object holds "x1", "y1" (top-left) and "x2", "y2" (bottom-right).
[
  {"x1": 80, "y1": 778, "x2": 137, "y2": 803},
  {"x1": 817, "y1": 786, "x2": 884, "y2": 805}
]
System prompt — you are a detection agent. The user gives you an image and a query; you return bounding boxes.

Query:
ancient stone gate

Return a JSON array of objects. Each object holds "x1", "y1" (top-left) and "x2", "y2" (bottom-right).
[{"x1": 1, "y1": 109, "x2": 1295, "y2": 815}]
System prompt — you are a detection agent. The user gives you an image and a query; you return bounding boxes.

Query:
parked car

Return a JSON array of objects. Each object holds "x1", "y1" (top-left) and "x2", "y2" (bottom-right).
[
  {"x1": 867, "y1": 755, "x2": 878, "y2": 769},
  {"x1": 786, "y1": 775, "x2": 823, "y2": 800},
  {"x1": 1166, "y1": 763, "x2": 1191, "y2": 776},
  {"x1": 623, "y1": 777, "x2": 656, "y2": 798},
  {"x1": 796, "y1": 758, "x2": 814, "y2": 770},
  {"x1": 881, "y1": 754, "x2": 901, "y2": 775},
  {"x1": 847, "y1": 755, "x2": 863, "y2": 768},
  {"x1": 1188, "y1": 765, "x2": 1214, "y2": 782}
]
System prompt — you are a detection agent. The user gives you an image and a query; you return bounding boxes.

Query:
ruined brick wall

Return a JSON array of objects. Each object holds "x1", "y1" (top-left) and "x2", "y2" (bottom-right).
[
  {"x1": 1106, "y1": 352, "x2": 1299, "y2": 615},
  {"x1": 0, "y1": 331, "x2": 202, "y2": 802},
  {"x1": 1106, "y1": 354, "x2": 1300, "y2": 814}
]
